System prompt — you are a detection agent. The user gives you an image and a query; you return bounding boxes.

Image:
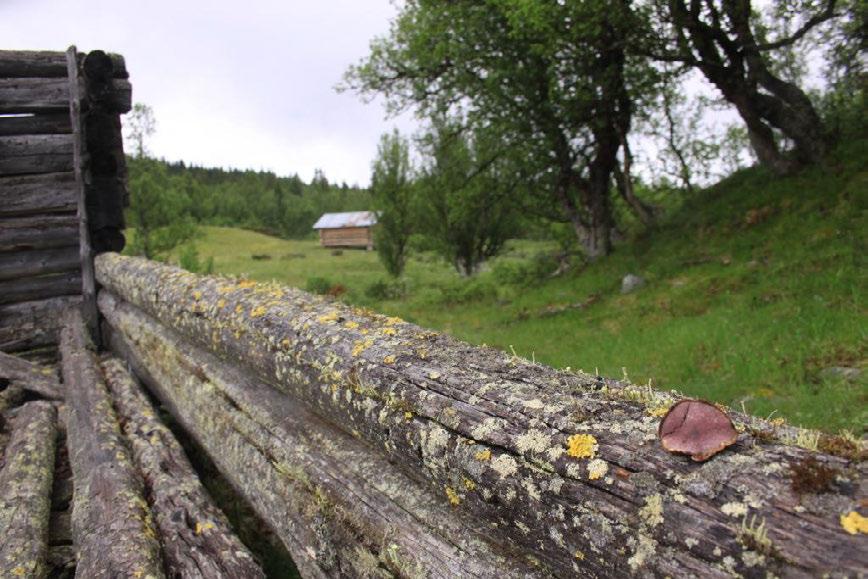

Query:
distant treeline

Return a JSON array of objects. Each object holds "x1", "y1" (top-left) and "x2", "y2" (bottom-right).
[{"x1": 126, "y1": 157, "x2": 373, "y2": 252}]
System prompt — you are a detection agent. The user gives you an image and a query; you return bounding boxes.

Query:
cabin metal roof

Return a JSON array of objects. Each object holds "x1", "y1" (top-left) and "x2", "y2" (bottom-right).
[{"x1": 312, "y1": 211, "x2": 378, "y2": 229}]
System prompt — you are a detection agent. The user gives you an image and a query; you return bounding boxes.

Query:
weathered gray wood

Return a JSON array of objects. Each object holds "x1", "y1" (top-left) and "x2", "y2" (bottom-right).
[
  {"x1": 100, "y1": 356, "x2": 266, "y2": 579},
  {"x1": 0, "y1": 271, "x2": 82, "y2": 305},
  {"x1": 0, "y1": 49, "x2": 128, "y2": 79},
  {"x1": 0, "y1": 295, "x2": 82, "y2": 352},
  {"x1": 0, "y1": 401, "x2": 57, "y2": 579},
  {"x1": 0, "y1": 134, "x2": 73, "y2": 175},
  {"x1": 0, "y1": 78, "x2": 69, "y2": 113},
  {"x1": 101, "y1": 294, "x2": 542, "y2": 579},
  {"x1": 0, "y1": 213, "x2": 78, "y2": 251},
  {"x1": 0, "y1": 350, "x2": 62, "y2": 400},
  {"x1": 0, "y1": 246, "x2": 80, "y2": 281},
  {"x1": 0, "y1": 172, "x2": 78, "y2": 217},
  {"x1": 0, "y1": 172, "x2": 77, "y2": 216},
  {"x1": 0, "y1": 112, "x2": 71, "y2": 136},
  {"x1": 67, "y1": 46, "x2": 99, "y2": 345},
  {"x1": 59, "y1": 308, "x2": 165, "y2": 579},
  {"x1": 96, "y1": 253, "x2": 868, "y2": 578}
]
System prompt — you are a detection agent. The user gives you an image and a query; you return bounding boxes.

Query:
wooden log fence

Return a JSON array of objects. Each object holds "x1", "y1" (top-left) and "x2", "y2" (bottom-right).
[{"x1": 95, "y1": 253, "x2": 868, "y2": 578}]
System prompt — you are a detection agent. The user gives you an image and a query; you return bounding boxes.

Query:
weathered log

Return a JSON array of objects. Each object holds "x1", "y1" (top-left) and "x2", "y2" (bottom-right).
[
  {"x1": 82, "y1": 51, "x2": 133, "y2": 114},
  {"x1": 0, "y1": 112, "x2": 71, "y2": 136},
  {"x1": 0, "y1": 401, "x2": 57, "y2": 578},
  {"x1": 0, "y1": 213, "x2": 79, "y2": 251},
  {"x1": 96, "y1": 253, "x2": 868, "y2": 578},
  {"x1": 100, "y1": 356, "x2": 266, "y2": 578},
  {"x1": 0, "y1": 295, "x2": 82, "y2": 352},
  {"x1": 0, "y1": 350, "x2": 63, "y2": 400},
  {"x1": 66, "y1": 46, "x2": 99, "y2": 345},
  {"x1": 0, "y1": 49, "x2": 128, "y2": 79},
  {"x1": 0, "y1": 134, "x2": 73, "y2": 175},
  {"x1": 59, "y1": 308, "x2": 165, "y2": 578},
  {"x1": 0, "y1": 271, "x2": 82, "y2": 305},
  {"x1": 101, "y1": 293, "x2": 541, "y2": 578},
  {"x1": 0, "y1": 246, "x2": 80, "y2": 281},
  {"x1": 0, "y1": 78, "x2": 69, "y2": 113},
  {"x1": 0, "y1": 172, "x2": 77, "y2": 216}
]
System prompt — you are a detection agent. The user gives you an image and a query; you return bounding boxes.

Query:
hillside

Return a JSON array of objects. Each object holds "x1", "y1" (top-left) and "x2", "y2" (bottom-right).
[{"x1": 167, "y1": 141, "x2": 866, "y2": 433}]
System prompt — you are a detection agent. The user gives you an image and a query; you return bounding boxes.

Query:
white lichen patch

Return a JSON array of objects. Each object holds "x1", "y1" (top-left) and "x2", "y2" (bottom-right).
[
  {"x1": 685, "y1": 537, "x2": 699, "y2": 549},
  {"x1": 515, "y1": 429, "x2": 552, "y2": 454},
  {"x1": 471, "y1": 417, "x2": 505, "y2": 440},
  {"x1": 522, "y1": 479, "x2": 542, "y2": 501},
  {"x1": 628, "y1": 534, "x2": 657, "y2": 571},
  {"x1": 742, "y1": 550, "x2": 765, "y2": 568},
  {"x1": 566, "y1": 463, "x2": 583, "y2": 479},
  {"x1": 587, "y1": 459, "x2": 608, "y2": 480},
  {"x1": 640, "y1": 494, "x2": 664, "y2": 527},
  {"x1": 523, "y1": 399, "x2": 544, "y2": 409},
  {"x1": 546, "y1": 446, "x2": 564, "y2": 462},
  {"x1": 491, "y1": 454, "x2": 518, "y2": 479},
  {"x1": 721, "y1": 502, "x2": 748, "y2": 518}
]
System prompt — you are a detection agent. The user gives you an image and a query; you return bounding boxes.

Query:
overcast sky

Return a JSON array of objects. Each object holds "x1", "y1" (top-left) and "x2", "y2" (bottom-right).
[{"x1": 0, "y1": 0, "x2": 415, "y2": 186}]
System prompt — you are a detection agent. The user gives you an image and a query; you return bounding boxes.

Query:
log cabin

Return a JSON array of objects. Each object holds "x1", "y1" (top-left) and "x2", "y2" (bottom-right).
[{"x1": 312, "y1": 210, "x2": 377, "y2": 250}]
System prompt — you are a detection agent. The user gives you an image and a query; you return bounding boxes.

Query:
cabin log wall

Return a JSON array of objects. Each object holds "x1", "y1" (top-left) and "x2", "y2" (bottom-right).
[{"x1": 0, "y1": 47, "x2": 129, "y2": 353}]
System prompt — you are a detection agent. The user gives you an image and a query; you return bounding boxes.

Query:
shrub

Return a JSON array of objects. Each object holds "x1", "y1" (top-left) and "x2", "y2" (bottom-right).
[
  {"x1": 306, "y1": 277, "x2": 333, "y2": 295},
  {"x1": 365, "y1": 278, "x2": 406, "y2": 300}
]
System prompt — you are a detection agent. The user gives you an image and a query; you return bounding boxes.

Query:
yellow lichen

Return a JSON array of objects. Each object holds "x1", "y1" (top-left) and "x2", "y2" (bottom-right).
[
  {"x1": 352, "y1": 339, "x2": 373, "y2": 357},
  {"x1": 445, "y1": 486, "x2": 461, "y2": 506},
  {"x1": 383, "y1": 355, "x2": 396, "y2": 364},
  {"x1": 384, "y1": 316, "x2": 403, "y2": 326},
  {"x1": 234, "y1": 304, "x2": 244, "y2": 314},
  {"x1": 475, "y1": 449, "x2": 492, "y2": 461},
  {"x1": 195, "y1": 521, "x2": 215, "y2": 535},
  {"x1": 317, "y1": 311, "x2": 340, "y2": 324},
  {"x1": 344, "y1": 321, "x2": 359, "y2": 329},
  {"x1": 381, "y1": 327, "x2": 397, "y2": 336},
  {"x1": 840, "y1": 511, "x2": 868, "y2": 535},
  {"x1": 566, "y1": 434, "x2": 597, "y2": 459},
  {"x1": 217, "y1": 299, "x2": 226, "y2": 308},
  {"x1": 574, "y1": 550, "x2": 585, "y2": 561},
  {"x1": 237, "y1": 279, "x2": 256, "y2": 288},
  {"x1": 250, "y1": 306, "x2": 267, "y2": 318},
  {"x1": 463, "y1": 477, "x2": 477, "y2": 491},
  {"x1": 192, "y1": 290, "x2": 202, "y2": 300},
  {"x1": 647, "y1": 404, "x2": 671, "y2": 417},
  {"x1": 404, "y1": 411, "x2": 413, "y2": 421}
]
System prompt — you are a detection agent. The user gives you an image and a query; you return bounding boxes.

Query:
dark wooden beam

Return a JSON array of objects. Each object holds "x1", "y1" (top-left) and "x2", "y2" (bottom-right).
[
  {"x1": 0, "y1": 134, "x2": 73, "y2": 175},
  {"x1": 0, "y1": 213, "x2": 78, "y2": 252},
  {"x1": 0, "y1": 172, "x2": 77, "y2": 217},
  {"x1": 0, "y1": 271, "x2": 82, "y2": 305},
  {"x1": 0, "y1": 112, "x2": 71, "y2": 136},
  {"x1": 0, "y1": 246, "x2": 80, "y2": 281},
  {"x1": 0, "y1": 295, "x2": 82, "y2": 352},
  {"x1": 0, "y1": 49, "x2": 128, "y2": 79}
]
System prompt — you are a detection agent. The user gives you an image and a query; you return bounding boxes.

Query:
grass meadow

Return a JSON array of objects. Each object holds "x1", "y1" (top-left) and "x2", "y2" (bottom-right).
[{"x1": 159, "y1": 141, "x2": 866, "y2": 433}]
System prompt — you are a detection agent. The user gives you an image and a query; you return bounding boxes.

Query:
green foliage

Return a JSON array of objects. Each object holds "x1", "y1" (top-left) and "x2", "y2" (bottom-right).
[
  {"x1": 371, "y1": 129, "x2": 413, "y2": 277},
  {"x1": 414, "y1": 120, "x2": 520, "y2": 276},
  {"x1": 126, "y1": 158, "x2": 196, "y2": 259},
  {"x1": 365, "y1": 278, "x2": 406, "y2": 300},
  {"x1": 178, "y1": 243, "x2": 214, "y2": 274},
  {"x1": 178, "y1": 141, "x2": 867, "y2": 432},
  {"x1": 305, "y1": 277, "x2": 334, "y2": 295}
]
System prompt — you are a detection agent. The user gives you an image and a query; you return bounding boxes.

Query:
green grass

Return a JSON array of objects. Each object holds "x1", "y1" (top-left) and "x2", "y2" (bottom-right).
[{"x1": 164, "y1": 140, "x2": 866, "y2": 433}]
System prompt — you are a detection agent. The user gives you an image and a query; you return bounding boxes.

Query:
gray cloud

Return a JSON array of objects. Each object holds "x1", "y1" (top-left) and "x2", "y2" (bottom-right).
[{"x1": 0, "y1": 0, "x2": 416, "y2": 186}]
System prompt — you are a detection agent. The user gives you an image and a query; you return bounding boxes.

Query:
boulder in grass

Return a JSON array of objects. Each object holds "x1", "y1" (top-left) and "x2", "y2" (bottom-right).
[{"x1": 621, "y1": 273, "x2": 645, "y2": 294}]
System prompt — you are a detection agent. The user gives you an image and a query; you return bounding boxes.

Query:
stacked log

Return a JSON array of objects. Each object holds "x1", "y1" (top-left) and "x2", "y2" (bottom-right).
[
  {"x1": 100, "y1": 356, "x2": 265, "y2": 578},
  {"x1": 0, "y1": 47, "x2": 130, "y2": 353},
  {"x1": 59, "y1": 308, "x2": 165, "y2": 577},
  {"x1": 96, "y1": 253, "x2": 868, "y2": 577},
  {"x1": 0, "y1": 401, "x2": 57, "y2": 577}
]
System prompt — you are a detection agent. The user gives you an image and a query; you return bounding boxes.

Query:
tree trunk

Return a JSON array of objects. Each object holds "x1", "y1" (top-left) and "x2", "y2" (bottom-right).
[
  {"x1": 59, "y1": 308, "x2": 165, "y2": 579},
  {"x1": 0, "y1": 401, "x2": 57, "y2": 579},
  {"x1": 96, "y1": 253, "x2": 868, "y2": 577},
  {"x1": 100, "y1": 356, "x2": 266, "y2": 579}
]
